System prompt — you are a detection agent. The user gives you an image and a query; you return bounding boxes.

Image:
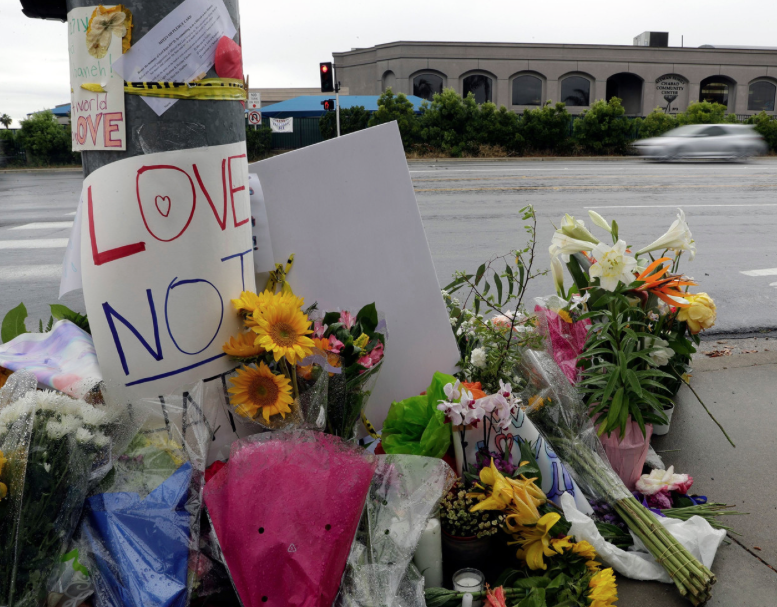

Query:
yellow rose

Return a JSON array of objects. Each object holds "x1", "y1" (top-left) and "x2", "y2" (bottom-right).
[{"x1": 677, "y1": 293, "x2": 716, "y2": 334}]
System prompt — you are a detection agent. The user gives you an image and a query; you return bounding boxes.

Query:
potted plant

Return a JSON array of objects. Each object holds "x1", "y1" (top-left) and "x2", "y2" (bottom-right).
[{"x1": 439, "y1": 479, "x2": 505, "y2": 587}]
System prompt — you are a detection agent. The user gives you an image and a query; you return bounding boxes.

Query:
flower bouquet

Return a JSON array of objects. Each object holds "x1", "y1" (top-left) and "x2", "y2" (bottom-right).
[
  {"x1": 311, "y1": 303, "x2": 387, "y2": 439},
  {"x1": 0, "y1": 372, "x2": 125, "y2": 607},
  {"x1": 203, "y1": 430, "x2": 377, "y2": 607},
  {"x1": 223, "y1": 289, "x2": 329, "y2": 430},
  {"x1": 519, "y1": 348, "x2": 716, "y2": 605},
  {"x1": 78, "y1": 389, "x2": 210, "y2": 607}
]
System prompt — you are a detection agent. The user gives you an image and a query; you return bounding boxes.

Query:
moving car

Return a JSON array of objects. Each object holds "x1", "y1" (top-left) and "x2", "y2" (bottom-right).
[{"x1": 633, "y1": 124, "x2": 767, "y2": 161}]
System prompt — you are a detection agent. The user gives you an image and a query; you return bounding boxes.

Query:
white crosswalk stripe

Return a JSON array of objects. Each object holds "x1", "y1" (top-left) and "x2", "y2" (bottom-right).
[
  {"x1": 0, "y1": 239, "x2": 69, "y2": 250},
  {"x1": 0, "y1": 265, "x2": 63, "y2": 281},
  {"x1": 741, "y1": 268, "x2": 777, "y2": 277},
  {"x1": 10, "y1": 222, "x2": 74, "y2": 231}
]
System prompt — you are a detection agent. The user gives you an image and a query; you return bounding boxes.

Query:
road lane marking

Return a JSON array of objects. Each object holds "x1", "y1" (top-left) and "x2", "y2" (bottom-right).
[
  {"x1": 0, "y1": 265, "x2": 62, "y2": 281},
  {"x1": 741, "y1": 268, "x2": 777, "y2": 277},
  {"x1": 0, "y1": 239, "x2": 69, "y2": 250},
  {"x1": 414, "y1": 184, "x2": 777, "y2": 193},
  {"x1": 64, "y1": 212, "x2": 77, "y2": 216},
  {"x1": 9, "y1": 222, "x2": 74, "y2": 230},
  {"x1": 408, "y1": 166, "x2": 756, "y2": 174},
  {"x1": 586, "y1": 203, "x2": 777, "y2": 209},
  {"x1": 413, "y1": 173, "x2": 773, "y2": 182}
]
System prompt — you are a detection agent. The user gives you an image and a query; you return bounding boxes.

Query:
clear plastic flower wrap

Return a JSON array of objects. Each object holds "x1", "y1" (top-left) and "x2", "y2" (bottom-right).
[
  {"x1": 203, "y1": 430, "x2": 377, "y2": 607},
  {"x1": 76, "y1": 381, "x2": 211, "y2": 607},
  {"x1": 335, "y1": 455, "x2": 456, "y2": 607},
  {"x1": 309, "y1": 304, "x2": 387, "y2": 440},
  {"x1": 519, "y1": 348, "x2": 716, "y2": 605},
  {"x1": 0, "y1": 371, "x2": 141, "y2": 607}
]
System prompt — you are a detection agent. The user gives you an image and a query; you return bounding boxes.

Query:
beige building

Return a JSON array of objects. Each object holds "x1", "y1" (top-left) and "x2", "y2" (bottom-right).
[{"x1": 332, "y1": 35, "x2": 777, "y2": 117}]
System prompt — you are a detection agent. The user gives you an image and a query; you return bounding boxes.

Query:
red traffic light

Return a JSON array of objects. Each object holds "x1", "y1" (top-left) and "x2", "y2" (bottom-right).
[
  {"x1": 320, "y1": 62, "x2": 335, "y2": 93},
  {"x1": 321, "y1": 65, "x2": 329, "y2": 73}
]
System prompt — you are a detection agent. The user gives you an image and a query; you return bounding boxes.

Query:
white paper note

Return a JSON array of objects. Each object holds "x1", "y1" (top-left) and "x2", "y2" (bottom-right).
[
  {"x1": 68, "y1": 7, "x2": 127, "y2": 150},
  {"x1": 111, "y1": 0, "x2": 236, "y2": 115}
]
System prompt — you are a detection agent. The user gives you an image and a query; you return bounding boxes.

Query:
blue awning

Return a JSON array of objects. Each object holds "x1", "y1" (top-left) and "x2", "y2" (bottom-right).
[{"x1": 257, "y1": 95, "x2": 426, "y2": 118}]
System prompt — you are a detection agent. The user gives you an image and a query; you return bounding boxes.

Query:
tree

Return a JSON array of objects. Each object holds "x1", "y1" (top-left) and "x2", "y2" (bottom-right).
[
  {"x1": 635, "y1": 108, "x2": 678, "y2": 139},
  {"x1": 517, "y1": 102, "x2": 572, "y2": 153},
  {"x1": 418, "y1": 88, "x2": 480, "y2": 156},
  {"x1": 573, "y1": 97, "x2": 635, "y2": 154},
  {"x1": 676, "y1": 101, "x2": 730, "y2": 125},
  {"x1": 746, "y1": 111, "x2": 777, "y2": 152},
  {"x1": 368, "y1": 88, "x2": 420, "y2": 149},
  {"x1": 319, "y1": 105, "x2": 370, "y2": 140},
  {"x1": 245, "y1": 125, "x2": 272, "y2": 161},
  {"x1": 18, "y1": 110, "x2": 74, "y2": 165},
  {"x1": 0, "y1": 114, "x2": 11, "y2": 129}
]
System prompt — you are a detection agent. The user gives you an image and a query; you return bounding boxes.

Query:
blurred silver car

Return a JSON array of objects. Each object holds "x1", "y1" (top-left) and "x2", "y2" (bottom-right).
[{"x1": 633, "y1": 124, "x2": 767, "y2": 161}]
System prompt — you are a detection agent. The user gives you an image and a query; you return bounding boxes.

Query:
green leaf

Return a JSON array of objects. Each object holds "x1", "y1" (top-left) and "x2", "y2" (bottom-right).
[
  {"x1": 322, "y1": 311, "x2": 341, "y2": 326},
  {"x1": 517, "y1": 588, "x2": 547, "y2": 607},
  {"x1": 355, "y1": 302, "x2": 379, "y2": 335},
  {"x1": 512, "y1": 577, "x2": 551, "y2": 590},
  {"x1": 625, "y1": 369, "x2": 643, "y2": 397},
  {"x1": 1, "y1": 303, "x2": 28, "y2": 343},
  {"x1": 475, "y1": 263, "x2": 486, "y2": 286},
  {"x1": 494, "y1": 273, "x2": 503, "y2": 305},
  {"x1": 50, "y1": 304, "x2": 91, "y2": 334},
  {"x1": 424, "y1": 587, "x2": 460, "y2": 607},
  {"x1": 612, "y1": 220, "x2": 619, "y2": 242},
  {"x1": 566, "y1": 255, "x2": 589, "y2": 290},
  {"x1": 606, "y1": 387, "x2": 624, "y2": 431}
]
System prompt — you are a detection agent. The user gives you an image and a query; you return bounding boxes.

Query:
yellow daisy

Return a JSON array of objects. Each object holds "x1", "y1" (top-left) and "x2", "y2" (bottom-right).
[
  {"x1": 587, "y1": 568, "x2": 618, "y2": 607},
  {"x1": 252, "y1": 300, "x2": 314, "y2": 365},
  {"x1": 223, "y1": 332, "x2": 265, "y2": 358},
  {"x1": 228, "y1": 363, "x2": 294, "y2": 422},
  {"x1": 509, "y1": 512, "x2": 560, "y2": 571}
]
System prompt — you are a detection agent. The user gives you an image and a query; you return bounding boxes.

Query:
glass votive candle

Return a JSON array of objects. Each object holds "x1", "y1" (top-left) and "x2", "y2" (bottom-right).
[{"x1": 453, "y1": 568, "x2": 484, "y2": 607}]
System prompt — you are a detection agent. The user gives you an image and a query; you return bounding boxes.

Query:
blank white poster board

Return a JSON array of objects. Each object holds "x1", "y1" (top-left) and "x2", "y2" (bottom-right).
[{"x1": 251, "y1": 122, "x2": 460, "y2": 427}]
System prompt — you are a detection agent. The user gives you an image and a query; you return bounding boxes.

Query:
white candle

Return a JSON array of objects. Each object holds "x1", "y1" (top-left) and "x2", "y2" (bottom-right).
[
  {"x1": 462, "y1": 593, "x2": 473, "y2": 607},
  {"x1": 453, "y1": 568, "x2": 484, "y2": 607},
  {"x1": 413, "y1": 517, "x2": 443, "y2": 588}
]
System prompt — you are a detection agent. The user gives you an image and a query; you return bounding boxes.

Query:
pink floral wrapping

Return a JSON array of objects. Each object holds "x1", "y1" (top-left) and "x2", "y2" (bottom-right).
[
  {"x1": 203, "y1": 431, "x2": 376, "y2": 607},
  {"x1": 534, "y1": 306, "x2": 590, "y2": 385}
]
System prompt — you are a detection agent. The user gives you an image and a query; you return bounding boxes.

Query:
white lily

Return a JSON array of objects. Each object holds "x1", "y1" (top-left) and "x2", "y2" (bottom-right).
[
  {"x1": 589, "y1": 240, "x2": 637, "y2": 291},
  {"x1": 550, "y1": 256, "x2": 565, "y2": 297},
  {"x1": 646, "y1": 337, "x2": 675, "y2": 367},
  {"x1": 549, "y1": 232, "x2": 595, "y2": 263},
  {"x1": 636, "y1": 209, "x2": 696, "y2": 261},
  {"x1": 587, "y1": 210, "x2": 613, "y2": 234},
  {"x1": 559, "y1": 214, "x2": 600, "y2": 244},
  {"x1": 569, "y1": 292, "x2": 590, "y2": 311}
]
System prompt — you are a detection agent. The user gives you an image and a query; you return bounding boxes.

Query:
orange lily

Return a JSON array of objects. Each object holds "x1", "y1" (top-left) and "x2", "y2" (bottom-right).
[{"x1": 634, "y1": 257, "x2": 696, "y2": 308}]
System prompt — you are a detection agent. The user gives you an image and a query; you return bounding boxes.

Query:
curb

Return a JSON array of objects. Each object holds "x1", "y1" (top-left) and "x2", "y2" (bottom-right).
[
  {"x1": 692, "y1": 348, "x2": 777, "y2": 373},
  {"x1": 0, "y1": 167, "x2": 82, "y2": 174}
]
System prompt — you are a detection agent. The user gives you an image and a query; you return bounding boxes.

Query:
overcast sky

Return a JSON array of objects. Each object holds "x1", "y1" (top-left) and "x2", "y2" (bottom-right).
[{"x1": 1, "y1": 0, "x2": 774, "y2": 127}]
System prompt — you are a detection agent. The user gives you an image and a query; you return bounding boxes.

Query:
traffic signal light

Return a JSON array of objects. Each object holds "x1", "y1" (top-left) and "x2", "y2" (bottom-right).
[
  {"x1": 321, "y1": 99, "x2": 336, "y2": 111},
  {"x1": 320, "y1": 62, "x2": 334, "y2": 93}
]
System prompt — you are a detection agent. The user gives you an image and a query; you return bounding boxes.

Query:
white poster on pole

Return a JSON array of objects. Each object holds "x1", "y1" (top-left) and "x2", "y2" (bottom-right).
[
  {"x1": 251, "y1": 122, "x2": 460, "y2": 427},
  {"x1": 80, "y1": 141, "x2": 255, "y2": 404},
  {"x1": 247, "y1": 173, "x2": 275, "y2": 273},
  {"x1": 111, "y1": 0, "x2": 237, "y2": 115},
  {"x1": 67, "y1": 7, "x2": 127, "y2": 151},
  {"x1": 270, "y1": 117, "x2": 293, "y2": 133}
]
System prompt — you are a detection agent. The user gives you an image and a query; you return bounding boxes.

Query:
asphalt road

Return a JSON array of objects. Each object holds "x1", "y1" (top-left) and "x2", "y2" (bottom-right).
[{"x1": 1, "y1": 159, "x2": 777, "y2": 334}]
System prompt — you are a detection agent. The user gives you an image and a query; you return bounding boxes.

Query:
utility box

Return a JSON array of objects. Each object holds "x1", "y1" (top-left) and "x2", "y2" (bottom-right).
[{"x1": 633, "y1": 32, "x2": 669, "y2": 47}]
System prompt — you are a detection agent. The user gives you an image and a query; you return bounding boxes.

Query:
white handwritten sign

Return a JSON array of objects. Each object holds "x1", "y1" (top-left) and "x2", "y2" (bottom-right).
[
  {"x1": 270, "y1": 118, "x2": 293, "y2": 133},
  {"x1": 80, "y1": 142, "x2": 255, "y2": 403},
  {"x1": 67, "y1": 7, "x2": 126, "y2": 151}
]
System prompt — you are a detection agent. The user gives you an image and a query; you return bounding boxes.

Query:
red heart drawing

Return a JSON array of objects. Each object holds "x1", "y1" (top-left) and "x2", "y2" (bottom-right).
[
  {"x1": 494, "y1": 433, "x2": 514, "y2": 458},
  {"x1": 155, "y1": 195, "x2": 171, "y2": 217}
]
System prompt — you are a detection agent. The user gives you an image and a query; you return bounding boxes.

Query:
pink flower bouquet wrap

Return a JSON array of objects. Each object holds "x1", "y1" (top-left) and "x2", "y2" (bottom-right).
[
  {"x1": 534, "y1": 306, "x2": 590, "y2": 385},
  {"x1": 203, "y1": 431, "x2": 377, "y2": 607}
]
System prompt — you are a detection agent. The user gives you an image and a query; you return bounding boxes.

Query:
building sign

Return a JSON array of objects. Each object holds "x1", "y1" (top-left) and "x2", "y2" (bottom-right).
[
  {"x1": 655, "y1": 74, "x2": 689, "y2": 113},
  {"x1": 270, "y1": 118, "x2": 293, "y2": 133}
]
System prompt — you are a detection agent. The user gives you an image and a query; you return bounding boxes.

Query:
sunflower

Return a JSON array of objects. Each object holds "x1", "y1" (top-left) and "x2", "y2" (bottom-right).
[
  {"x1": 252, "y1": 300, "x2": 314, "y2": 365},
  {"x1": 223, "y1": 331, "x2": 265, "y2": 358},
  {"x1": 571, "y1": 539, "x2": 602, "y2": 572},
  {"x1": 228, "y1": 363, "x2": 294, "y2": 422},
  {"x1": 509, "y1": 512, "x2": 560, "y2": 570},
  {"x1": 587, "y1": 568, "x2": 618, "y2": 607}
]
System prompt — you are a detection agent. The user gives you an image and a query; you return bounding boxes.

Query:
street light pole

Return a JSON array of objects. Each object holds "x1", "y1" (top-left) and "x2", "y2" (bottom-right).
[
  {"x1": 335, "y1": 80, "x2": 341, "y2": 138},
  {"x1": 22, "y1": 0, "x2": 245, "y2": 178}
]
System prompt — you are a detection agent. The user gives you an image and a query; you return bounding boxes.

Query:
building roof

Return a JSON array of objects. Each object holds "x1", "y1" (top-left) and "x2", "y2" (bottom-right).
[
  {"x1": 259, "y1": 95, "x2": 426, "y2": 118},
  {"x1": 27, "y1": 103, "x2": 70, "y2": 117},
  {"x1": 248, "y1": 87, "x2": 350, "y2": 106}
]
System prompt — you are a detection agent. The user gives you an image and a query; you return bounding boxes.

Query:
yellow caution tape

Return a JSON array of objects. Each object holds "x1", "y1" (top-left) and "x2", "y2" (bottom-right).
[
  {"x1": 265, "y1": 254, "x2": 295, "y2": 293},
  {"x1": 361, "y1": 411, "x2": 380, "y2": 440},
  {"x1": 81, "y1": 78, "x2": 247, "y2": 101}
]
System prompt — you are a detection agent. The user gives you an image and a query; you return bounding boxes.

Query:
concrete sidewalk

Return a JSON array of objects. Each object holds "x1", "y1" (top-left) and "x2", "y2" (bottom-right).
[{"x1": 616, "y1": 346, "x2": 777, "y2": 605}]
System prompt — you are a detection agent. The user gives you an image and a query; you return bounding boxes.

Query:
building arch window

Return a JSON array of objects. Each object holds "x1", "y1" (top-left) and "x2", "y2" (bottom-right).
[
  {"x1": 748, "y1": 80, "x2": 776, "y2": 112},
  {"x1": 382, "y1": 71, "x2": 396, "y2": 93},
  {"x1": 699, "y1": 76, "x2": 736, "y2": 107},
  {"x1": 511, "y1": 74, "x2": 543, "y2": 106},
  {"x1": 560, "y1": 75, "x2": 591, "y2": 106},
  {"x1": 463, "y1": 74, "x2": 493, "y2": 104},
  {"x1": 412, "y1": 73, "x2": 444, "y2": 101}
]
